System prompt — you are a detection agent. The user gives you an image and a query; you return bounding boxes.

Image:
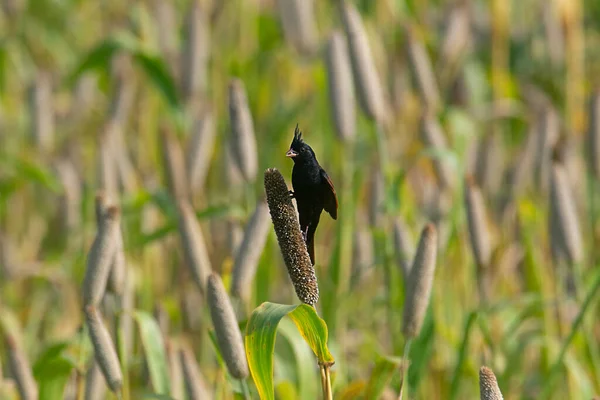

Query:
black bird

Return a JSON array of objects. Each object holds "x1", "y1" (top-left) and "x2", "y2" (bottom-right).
[{"x1": 286, "y1": 125, "x2": 338, "y2": 265}]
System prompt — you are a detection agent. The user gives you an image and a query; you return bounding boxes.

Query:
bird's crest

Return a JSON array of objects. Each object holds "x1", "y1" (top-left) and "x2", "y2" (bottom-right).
[{"x1": 291, "y1": 123, "x2": 304, "y2": 149}]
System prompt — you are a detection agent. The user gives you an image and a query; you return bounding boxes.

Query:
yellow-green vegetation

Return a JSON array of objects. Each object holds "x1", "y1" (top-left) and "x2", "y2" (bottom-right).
[{"x1": 1, "y1": 0, "x2": 600, "y2": 399}]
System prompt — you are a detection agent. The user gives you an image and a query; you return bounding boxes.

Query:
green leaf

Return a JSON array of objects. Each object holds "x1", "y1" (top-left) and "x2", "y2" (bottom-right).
[
  {"x1": 132, "y1": 52, "x2": 180, "y2": 111},
  {"x1": 364, "y1": 355, "x2": 403, "y2": 400},
  {"x1": 131, "y1": 203, "x2": 243, "y2": 249},
  {"x1": 419, "y1": 147, "x2": 459, "y2": 173},
  {"x1": 68, "y1": 39, "x2": 119, "y2": 84},
  {"x1": 133, "y1": 311, "x2": 170, "y2": 395},
  {"x1": 33, "y1": 342, "x2": 71, "y2": 373},
  {"x1": 245, "y1": 302, "x2": 334, "y2": 400},
  {"x1": 275, "y1": 381, "x2": 299, "y2": 400},
  {"x1": 337, "y1": 381, "x2": 367, "y2": 400},
  {"x1": 277, "y1": 319, "x2": 319, "y2": 400},
  {"x1": 407, "y1": 306, "x2": 435, "y2": 390},
  {"x1": 33, "y1": 342, "x2": 77, "y2": 400},
  {"x1": 0, "y1": 44, "x2": 7, "y2": 93},
  {"x1": 0, "y1": 176, "x2": 20, "y2": 199},
  {"x1": 68, "y1": 31, "x2": 140, "y2": 84},
  {"x1": 0, "y1": 308, "x2": 25, "y2": 338},
  {"x1": 68, "y1": 33, "x2": 181, "y2": 114},
  {"x1": 7, "y1": 156, "x2": 62, "y2": 193},
  {"x1": 133, "y1": 223, "x2": 176, "y2": 249},
  {"x1": 449, "y1": 311, "x2": 478, "y2": 400},
  {"x1": 142, "y1": 395, "x2": 177, "y2": 400},
  {"x1": 286, "y1": 305, "x2": 334, "y2": 365}
]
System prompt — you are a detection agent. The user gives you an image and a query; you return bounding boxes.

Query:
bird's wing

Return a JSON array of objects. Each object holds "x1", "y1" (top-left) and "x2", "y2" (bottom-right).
[{"x1": 320, "y1": 168, "x2": 338, "y2": 220}]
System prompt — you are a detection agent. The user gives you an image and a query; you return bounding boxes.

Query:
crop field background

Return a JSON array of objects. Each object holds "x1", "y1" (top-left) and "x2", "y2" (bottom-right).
[{"x1": 1, "y1": 0, "x2": 600, "y2": 399}]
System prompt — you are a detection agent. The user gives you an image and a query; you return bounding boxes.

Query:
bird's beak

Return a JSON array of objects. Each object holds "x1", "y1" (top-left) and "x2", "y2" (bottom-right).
[{"x1": 286, "y1": 149, "x2": 298, "y2": 158}]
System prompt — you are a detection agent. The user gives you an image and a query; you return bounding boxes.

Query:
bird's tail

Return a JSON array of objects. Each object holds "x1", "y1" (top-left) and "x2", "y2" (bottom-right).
[
  {"x1": 306, "y1": 237, "x2": 315, "y2": 265},
  {"x1": 306, "y1": 225, "x2": 317, "y2": 265}
]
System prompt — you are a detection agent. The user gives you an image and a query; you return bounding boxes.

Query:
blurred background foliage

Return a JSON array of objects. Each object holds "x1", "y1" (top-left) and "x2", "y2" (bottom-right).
[{"x1": 0, "y1": 0, "x2": 600, "y2": 399}]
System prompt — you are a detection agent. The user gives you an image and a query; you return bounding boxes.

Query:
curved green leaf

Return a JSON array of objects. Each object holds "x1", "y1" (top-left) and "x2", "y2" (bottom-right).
[
  {"x1": 286, "y1": 305, "x2": 334, "y2": 366},
  {"x1": 68, "y1": 39, "x2": 119, "y2": 84},
  {"x1": 364, "y1": 355, "x2": 403, "y2": 400},
  {"x1": 133, "y1": 311, "x2": 170, "y2": 395},
  {"x1": 68, "y1": 32, "x2": 140, "y2": 85},
  {"x1": 68, "y1": 33, "x2": 180, "y2": 113},
  {"x1": 245, "y1": 302, "x2": 334, "y2": 400},
  {"x1": 449, "y1": 311, "x2": 478, "y2": 400},
  {"x1": 0, "y1": 45, "x2": 7, "y2": 94},
  {"x1": 36, "y1": 356, "x2": 76, "y2": 400},
  {"x1": 278, "y1": 319, "x2": 319, "y2": 400},
  {"x1": 33, "y1": 341, "x2": 77, "y2": 400},
  {"x1": 132, "y1": 52, "x2": 180, "y2": 111},
  {"x1": 3, "y1": 155, "x2": 62, "y2": 193},
  {"x1": 142, "y1": 395, "x2": 177, "y2": 400}
]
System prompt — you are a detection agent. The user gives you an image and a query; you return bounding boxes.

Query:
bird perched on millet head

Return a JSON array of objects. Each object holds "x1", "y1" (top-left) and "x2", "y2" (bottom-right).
[{"x1": 286, "y1": 125, "x2": 338, "y2": 265}]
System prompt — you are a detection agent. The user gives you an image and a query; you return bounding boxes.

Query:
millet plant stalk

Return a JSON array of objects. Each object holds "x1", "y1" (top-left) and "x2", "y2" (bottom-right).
[
  {"x1": 402, "y1": 223, "x2": 438, "y2": 339},
  {"x1": 166, "y1": 339, "x2": 184, "y2": 400},
  {"x1": 229, "y1": 79, "x2": 259, "y2": 183},
  {"x1": 177, "y1": 199, "x2": 212, "y2": 294},
  {"x1": 187, "y1": 108, "x2": 217, "y2": 195},
  {"x1": 474, "y1": 132, "x2": 504, "y2": 198},
  {"x1": 94, "y1": 194, "x2": 126, "y2": 297},
  {"x1": 161, "y1": 126, "x2": 191, "y2": 201},
  {"x1": 29, "y1": 70, "x2": 54, "y2": 153},
  {"x1": 207, "y1": 273, "x2": 249, "y2": 379},
  {"x1": 400, "y1": 224, "x2": 438, "y2": 399},
  {"x1": 54, "y1": 158, "x2": 82, "y2": 233},
  {"x1": 421, "y1": 113, "x2": 455, "y2": 190},
  {"x1": 84, "y1": 361, "x2": 107, "y2": 400},
  {"x1": 479, "y1": 366, "x2": 504, "y2": 400},
  {"x1": 393, "y1": 215, "x2": 415, "y2": 282},
  {"x1": 263, "y1": 168, "x2": 319, "y2": 305},
  {"x1": 181, "y1": 0, "x2": 209, "y2": 103},
  {"x1": 82, "y1": 204, "x2": 120, "y2": 307},
  {"x1": 180, "y1": 341, "x2": 212, "y2": 400},
  {"x1": 264, "y1": 167, "x2": 333, "y2": 399},
  {"x1": 325, "y1": 31, "x2": 356, "y2": 143},
  {"x1": 406, "y1": 24, "x2": 441, "y2": 112},
  {"x1": 438, "y1": 3, "x2": 471, "y2": 88},
  {"x1": 534, "y1": 105, "x2": 560, "y2": 193},
  {"x1": 97, "y1": 128, "x2": 119, "y2": 200},
  {"x1": 84, "y1": 305, "x2": 123, "y2": 393},
  {"x1": 464, "y1": 176, "x2": 493, "y2": 303},
  {"x1": 153, "y1": 0, "x2": 178, "y2": 76},
  {"x1": 5, "y1": 334, "x2": 38, "y2": 400},
  {"x1": 277, "y1": 0, "x2": 318, "y2": 56},
  {"x1": 340, "y1": 1, "x2": 386, "y2": 123},
  {"x1": 588, "y1": 89, "x2": 600, "y2": 179},
  {"x1": 549, "y1": 161, "x2": 583, "y2": 266},
  {"x1": 230, "y1": 200, "x2": 271, "y2": 302}
]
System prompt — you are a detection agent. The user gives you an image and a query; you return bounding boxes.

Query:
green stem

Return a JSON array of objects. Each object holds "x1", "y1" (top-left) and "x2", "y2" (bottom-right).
[
  {"x1": 75, "y1": 324, "x2": 88, "y2": 400},
  {"x1": 245, "y1": 181, "x2": 255, "y2": 214},
  {"x1": 241, "y1": 379, "x2": 251, "y2": 400},
  {"x1": 398, "y1": 339, "x2": 412, "y2": 400},
  {"x1": 540, "y1": 270, "x2": 600, "y2": 399},
  {"x1": 319, "y1": 364, "x2": 333, "y2": 400},
  {"x1": 116, "y1": 309, "x2": 130, "y2": 400},
  {"x1": 449, "y1": 311, "x2": 478, "y2": 400},
  {"x1": 336, "y1": 140, "x2": 355, "y2": 336},
  {"x1": 590, "y1": 175, "x2": 597, "y2": 265},
  {"x1": 374, "y1": 122, "x2": 389, "y2": 181},
  {"x1": 375, "y1": 117, "x2": 399, "y2": 354},
  {"x1": 379, "y1": 230, "x2": 399, "y2": 353}
]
